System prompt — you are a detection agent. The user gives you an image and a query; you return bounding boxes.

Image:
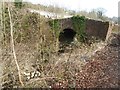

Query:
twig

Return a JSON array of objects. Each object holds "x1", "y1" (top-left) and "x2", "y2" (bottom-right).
[
  {"x1": 8, "y1": 5, "x2": 24, "y2": 86},
  {"x1": 0, "y1": 74, "x2": 8, "y2": 79},
  {"x1": 29, "y1": 77, "x2": 60, "y2": 83}
]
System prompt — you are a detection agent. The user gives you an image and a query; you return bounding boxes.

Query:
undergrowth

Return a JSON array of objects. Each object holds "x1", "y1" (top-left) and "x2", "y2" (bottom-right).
[{"x1": 0, "y1": 3, "x2": 112, "y2": 89}]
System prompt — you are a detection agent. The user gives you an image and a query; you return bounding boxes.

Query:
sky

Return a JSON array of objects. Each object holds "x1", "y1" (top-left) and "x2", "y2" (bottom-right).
[{"x1": 24, "y1": 0, "x2": 119, "y2": 18}]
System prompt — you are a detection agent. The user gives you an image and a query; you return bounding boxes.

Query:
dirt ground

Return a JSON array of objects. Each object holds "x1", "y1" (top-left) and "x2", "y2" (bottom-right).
[
  {"x1": 75, "y1": 33, "x2": 120, "y2": 88},
  {"x1": 0, "y1": 33, "x2": 119, "y2": 88},
  {"x1": 50, "y1": 33, "x2": 120, "y2": 88}
]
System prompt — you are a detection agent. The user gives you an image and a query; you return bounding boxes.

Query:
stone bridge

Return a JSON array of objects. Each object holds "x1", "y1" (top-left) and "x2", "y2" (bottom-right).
[{"x1": 49, "y1": 16, "x2": 113, "y2": 45}]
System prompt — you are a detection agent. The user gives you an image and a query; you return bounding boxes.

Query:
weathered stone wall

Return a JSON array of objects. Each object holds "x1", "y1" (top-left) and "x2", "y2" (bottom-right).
[
  {"x1": 85, "y1": 19, "x2": 109, "y2": 40},
  {"x1": 106, "y1": 22, "x2": 114, "y2": 41},
  {"x1": 57, "y1": 18, "x2": 74, "y2": 30}
]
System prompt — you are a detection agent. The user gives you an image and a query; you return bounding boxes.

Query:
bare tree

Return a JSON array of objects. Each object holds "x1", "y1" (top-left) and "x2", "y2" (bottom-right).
[{"x1": 96, "y1": 8, "x2": 107, "y2": 19}]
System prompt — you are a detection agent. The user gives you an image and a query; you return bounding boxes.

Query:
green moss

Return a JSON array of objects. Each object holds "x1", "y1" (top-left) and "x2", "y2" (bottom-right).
[
  {"x1": 71, "y1": 15, "x2": 86, "y2": 42},
  {"x1": 49, "y1": 19, "x2": 60, "y2": 38}
]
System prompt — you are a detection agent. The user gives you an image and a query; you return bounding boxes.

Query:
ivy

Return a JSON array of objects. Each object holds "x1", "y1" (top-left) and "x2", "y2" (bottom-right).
[
  {"x1": 71, "y1": 15, "x2": 86, "y2": 42},
  {"x1": 14, "y1": 0, "x2": 23, "y2": 9},
  {"x1": 49, "y1": 19, "x2": 60, "y2": 38}
]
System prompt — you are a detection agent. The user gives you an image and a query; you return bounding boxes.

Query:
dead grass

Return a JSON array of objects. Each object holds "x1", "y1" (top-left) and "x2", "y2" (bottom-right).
[{"x1": 1, "y1": 38, "x2": 109, "y2": 88}]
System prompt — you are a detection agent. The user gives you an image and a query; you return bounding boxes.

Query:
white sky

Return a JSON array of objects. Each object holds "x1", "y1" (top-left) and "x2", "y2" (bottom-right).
[{"x1": 24, "y1": 0, "x2": 119, "y2": 18}]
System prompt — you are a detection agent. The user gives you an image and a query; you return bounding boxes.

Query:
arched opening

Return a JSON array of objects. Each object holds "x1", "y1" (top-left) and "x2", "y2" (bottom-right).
[
  {"x1": 59, "y1": 28, "x2": 76, "y2": 43},
  {"x1": 58, "y1": 28, "x2": 76, "y2": 52}
]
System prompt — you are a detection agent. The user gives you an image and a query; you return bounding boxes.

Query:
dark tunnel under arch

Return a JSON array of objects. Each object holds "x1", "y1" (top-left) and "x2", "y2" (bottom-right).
[{"x1": 59, "y1": 28, "x2": 76, "y2": 44}]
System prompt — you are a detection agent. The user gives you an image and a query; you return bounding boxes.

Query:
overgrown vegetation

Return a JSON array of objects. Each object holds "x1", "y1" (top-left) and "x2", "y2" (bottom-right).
[
  {"x1": 71, "y1": 15, "x2": 86, "y2": 42},
  {"x1": 14, "y1": 0, "x2": 23, "y2": 9},
  {"x1": 2, "y1": 6, "x2": 11, "y2": 45},
  {"x1": 49, "y1": 19, "x2": 60, "y2": 38},
  {"x1": 0, "y1": 1, "x2": 119, "y2": 89}
]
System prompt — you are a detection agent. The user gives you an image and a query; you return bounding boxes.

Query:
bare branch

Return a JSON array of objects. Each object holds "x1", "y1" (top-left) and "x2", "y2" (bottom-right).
[{"x1": 7, "y1": 5, "x2": 24, "y2": 86}]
